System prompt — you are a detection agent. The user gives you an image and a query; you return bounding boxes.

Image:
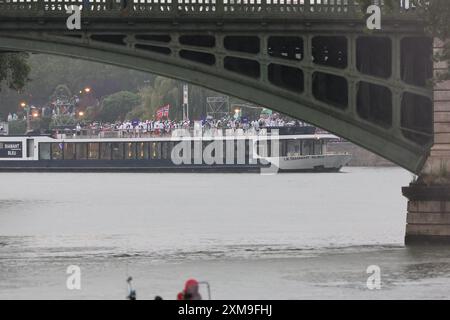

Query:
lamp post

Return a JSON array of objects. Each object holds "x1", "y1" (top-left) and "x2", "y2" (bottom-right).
[
  {"x1": 76, "y1": 87, "x2": 91, "y2": 118},
  {"x1": 20, "y1": 102, "x2": 31, "y2": 133},
  {"x1": 234, "y1": 108, "x2": 242, "y2": 119},
  {"x1": 182, "y1": 84, "x2": 189, "y2": 121}
]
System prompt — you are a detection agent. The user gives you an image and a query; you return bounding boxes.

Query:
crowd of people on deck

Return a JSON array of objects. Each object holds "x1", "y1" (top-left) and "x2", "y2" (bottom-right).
[{"x1": 74, "y1": 115, "x2": 307, "y2": 137}]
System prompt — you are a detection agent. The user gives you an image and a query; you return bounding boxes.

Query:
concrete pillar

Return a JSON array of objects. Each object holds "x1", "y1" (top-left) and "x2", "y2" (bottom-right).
[{"x1": 403, "y1": 38, "x2": 450, "y2": 245}]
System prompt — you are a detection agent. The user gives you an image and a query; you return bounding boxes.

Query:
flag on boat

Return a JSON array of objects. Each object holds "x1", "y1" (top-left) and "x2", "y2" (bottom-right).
[{"x1": 156, "y1": 104, "x2": 170, "y2": 120}]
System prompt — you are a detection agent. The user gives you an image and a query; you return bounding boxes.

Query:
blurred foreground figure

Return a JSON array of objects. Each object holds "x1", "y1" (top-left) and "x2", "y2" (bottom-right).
[{"x1": 177, "y1": 279, "x2": 202, "y2": 300}]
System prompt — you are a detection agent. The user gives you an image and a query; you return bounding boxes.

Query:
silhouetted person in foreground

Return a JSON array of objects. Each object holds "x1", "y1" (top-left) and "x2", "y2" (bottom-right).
[{"x1": 177, "y1": 279, "x2": 202, "y2": 300}]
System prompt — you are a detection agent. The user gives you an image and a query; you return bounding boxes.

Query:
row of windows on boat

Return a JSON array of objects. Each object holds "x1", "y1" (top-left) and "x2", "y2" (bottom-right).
[{"x1": 38, "y1": 140, "x2": 325, "y2": 161}]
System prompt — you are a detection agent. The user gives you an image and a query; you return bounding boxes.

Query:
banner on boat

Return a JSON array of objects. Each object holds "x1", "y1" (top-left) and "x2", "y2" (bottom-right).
[{"x1": 0, "y1": 141, "x2": 23, "y2": 158}]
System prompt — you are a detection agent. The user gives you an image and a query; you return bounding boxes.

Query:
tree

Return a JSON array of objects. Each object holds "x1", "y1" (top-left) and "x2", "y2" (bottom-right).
[
  {"x1": 125, "y1": 77, "x2": 179, "y2": 120},
  {"x1": 0, "y1": 53, "x2": 30, "y2": 91},
  {"x1": 7, "y1": 120, "x2": 27, "y2": 135},
  {"x1": 0, "y1": 53, "x2": 30, "y2": 120},
  {"x1": 126, "y1": 76, "x2": 225, "y2": 121},
  {"x1": 98, "y1": 91, "x2": 140, "y2": 122},
  {"x1": 50, "y1": 114, "x2": 77, "y2": 129},
  {"x1": 0, "y1": 54, "x2": 151, "y2": 119}
]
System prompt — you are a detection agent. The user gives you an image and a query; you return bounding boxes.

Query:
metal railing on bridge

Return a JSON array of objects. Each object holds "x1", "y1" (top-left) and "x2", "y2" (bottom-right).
[{"x1": 0, "y1": 0, "x2": 423, "y2": 19}]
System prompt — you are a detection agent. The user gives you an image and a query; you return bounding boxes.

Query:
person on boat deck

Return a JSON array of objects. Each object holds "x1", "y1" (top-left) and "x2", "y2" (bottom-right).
[
  {"x1": 177, "y1": 279, "x2": 202, "y2": 300},
  {"x1": 76, "y1": 123, "x2": 82, "y2": 136}
]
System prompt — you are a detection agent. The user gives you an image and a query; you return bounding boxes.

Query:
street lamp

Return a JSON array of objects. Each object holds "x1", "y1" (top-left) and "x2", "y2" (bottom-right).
[
  {"x1": 78, "y1": 111, "x2": 85, "y2": 117},
  {"x1": 234, "y1": 108, "x2": 241, "y2": 119},
  {"x1": 20, "y1": 101, "x2": 31, "y2": 132}
]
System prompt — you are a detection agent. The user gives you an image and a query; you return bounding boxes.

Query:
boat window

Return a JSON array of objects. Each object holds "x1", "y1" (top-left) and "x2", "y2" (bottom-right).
[
  {"x1": 125, "y1": 142, "x2": 136, "y2": 160},
  {"x1": 150, "y1": 142, "x2": 161, "y2": 160},
  {"x1": 88, "y1": 143, "x2": 100, "y2": 160},
  {"x1": 150, "y1": 142, "x2": 156, "y2": 160},
  {"x1": 137, "y1": 142, "x2": 149, "y2": 160},
  {"x1": 51, "y1": 143, "x2": 63, "y2": 160},
  {"x1": 27, "y1": 139, "x2": 34, "y2": 158},
  {"x1": 167, "y1": 142, "x2": 173, "y2": 160},
  {"x1": 39, "y1": 143, "x2": 51, "y2": 160},
  {"x1": 100, "y1": 143, "x2": 112, "y2": 160},
  {"x1": 314, "y1": 140, "x2": 323, "y2": 155},
  {"x1": 295, "y1": 141, "x2": 301, "y2": 155},
  {"x1": 287, "y1": 140, "x2": 301, "y2": 156},
  {"x1": 234, "y1": 140, "x2": 239, "y2": 163},
  {"x1": 76, "y1": 143, "x2": 88, "y2": 160},
  {"x1": 112, "y1": 143, "x2": 124, "y2": 160},
  {"x1": 191, "y1": 141, "x2": 196, "y2": 164},
  {"x1": 64, "y1": 143, "x2": 76, "y2": 160},
  {"x1": 302, "y1": 140, "x2": 313, "y2": 155},
  {"x1": 170, "y1": 142, "x2": 176, "y2": 161},
  {"x1": 245, "y1": 140, "x2": 250, "y2": 164},
  {"x1": 280, "y1": 140, "x2": 288, "y2": 157},
  {"x1": 162, "y1": 142, "x2": 174, "y2": 160},
  {"x1": 161, "y1": 142, "x2": 169, "y2": 160},
  {"x1": 257, "y1": 140, "x2": 268, "y2": 158}
]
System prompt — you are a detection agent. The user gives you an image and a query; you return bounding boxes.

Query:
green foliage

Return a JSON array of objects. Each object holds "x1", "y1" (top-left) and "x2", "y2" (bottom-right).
[
  {"x1": 39, "y1": 117, "x2": 52, "y2": 131},
  {"x1": 98, "y1": 91, "x2": 141, "y2": 122},
  {"x1": 0, "y1": 54, "x2": 151, "y2": 119},
  {"x1": 126, "y1": 76, "x2": 227, "y2": 121},
  {"x1": 127, "y1": 77, "x2": 180, "y2": 120},
  {"x1": 51, "y1": 84, "x2": 72, "y2": 101},
  {"x1": 7, "y1": 120, "x2": 27, "y2": 135},
  {"x1": 49, "y1": 114, "x2": 78, "y2": 129},
  {"x1": 0, "y1": 53, "x2": 30, "y2": 92},
  {"x1": 84, "y1": 105, "x2": 99, "y2": 121}
]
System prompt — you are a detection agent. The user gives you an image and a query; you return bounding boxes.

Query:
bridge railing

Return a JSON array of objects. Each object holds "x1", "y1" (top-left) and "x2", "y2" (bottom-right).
[{"x1": 0, "y1": 0, "x2": 423, "y2": 19}]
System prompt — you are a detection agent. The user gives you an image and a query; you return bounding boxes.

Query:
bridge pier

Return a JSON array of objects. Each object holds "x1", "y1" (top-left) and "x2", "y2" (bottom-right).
[{"x1": 403, "y1": 39, "x2": 450, "y2": 245}]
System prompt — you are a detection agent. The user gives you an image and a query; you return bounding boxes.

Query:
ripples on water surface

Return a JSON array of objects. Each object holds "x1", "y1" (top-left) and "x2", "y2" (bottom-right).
[{"x1": 0, "y1": 168, "x2": 449, "y2": 299}]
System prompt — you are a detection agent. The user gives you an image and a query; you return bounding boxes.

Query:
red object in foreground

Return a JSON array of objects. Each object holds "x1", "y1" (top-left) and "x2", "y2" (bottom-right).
[{"x1": 177, "y1": 278, "x2": 200, "y2": 300}]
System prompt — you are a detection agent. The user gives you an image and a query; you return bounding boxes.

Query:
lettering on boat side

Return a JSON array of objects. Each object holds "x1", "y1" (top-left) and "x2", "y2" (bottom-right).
[{"x1": 0, "y1": 142, "x2": 22, "y2": 158}]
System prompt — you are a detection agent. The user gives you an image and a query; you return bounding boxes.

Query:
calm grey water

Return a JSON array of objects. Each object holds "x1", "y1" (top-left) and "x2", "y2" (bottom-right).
[{"x1": 0, "y1": 167, "x2": 449, "y2": 300}]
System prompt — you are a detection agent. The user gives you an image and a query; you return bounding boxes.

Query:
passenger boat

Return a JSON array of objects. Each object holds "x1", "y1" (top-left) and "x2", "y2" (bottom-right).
[{"x1": 0, "y1": 128, "x2": 351, "y2": 172}]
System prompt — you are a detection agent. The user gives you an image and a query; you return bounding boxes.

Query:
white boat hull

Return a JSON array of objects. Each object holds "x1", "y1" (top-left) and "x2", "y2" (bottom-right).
[{"x1": 265, "y1": 154, "x2": 352, "y2": 172}]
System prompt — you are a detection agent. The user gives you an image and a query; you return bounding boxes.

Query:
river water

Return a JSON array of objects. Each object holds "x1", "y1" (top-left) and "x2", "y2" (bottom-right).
[{"x1": 0, "y1": 167, "x2": 449, "y2": 300}]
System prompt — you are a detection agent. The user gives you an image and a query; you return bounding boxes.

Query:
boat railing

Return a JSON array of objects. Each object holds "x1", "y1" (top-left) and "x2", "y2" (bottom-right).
[{"x1": 56, "y1": 127, "x2": 315, "y2": 139}]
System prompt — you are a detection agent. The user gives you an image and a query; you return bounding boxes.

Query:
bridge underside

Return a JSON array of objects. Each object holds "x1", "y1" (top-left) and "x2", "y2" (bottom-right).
[{"x1": 0, "y1": 15, "x2": 434, "y2": 173}]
